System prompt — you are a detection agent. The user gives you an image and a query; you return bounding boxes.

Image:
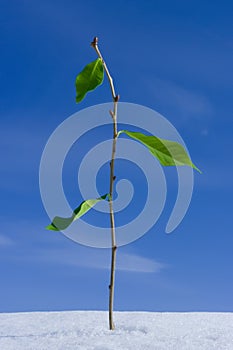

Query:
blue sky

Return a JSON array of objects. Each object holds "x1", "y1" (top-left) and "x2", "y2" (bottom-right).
[{"x1": 0, "y1": 0, "x2": 233, "y2": 313}]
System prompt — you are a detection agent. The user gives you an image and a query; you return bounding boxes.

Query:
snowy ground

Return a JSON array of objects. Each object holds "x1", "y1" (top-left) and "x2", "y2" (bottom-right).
[{"x1": 0, "y1": 311, "x2": 232, "y2": 350}]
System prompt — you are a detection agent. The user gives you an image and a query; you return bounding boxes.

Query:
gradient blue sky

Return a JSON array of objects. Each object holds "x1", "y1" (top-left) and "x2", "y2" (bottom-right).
[{"x1": 0, "y1": 0, "x2": 233, "y2": 313}]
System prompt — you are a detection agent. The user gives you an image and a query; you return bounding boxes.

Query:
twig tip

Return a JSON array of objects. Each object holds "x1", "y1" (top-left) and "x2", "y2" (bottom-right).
[{"x1": 91, "y1": 36, "x2": 98, "y2": 47}]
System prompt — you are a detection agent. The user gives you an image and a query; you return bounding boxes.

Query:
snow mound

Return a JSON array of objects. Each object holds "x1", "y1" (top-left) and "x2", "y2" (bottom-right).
[{"x1": 0, "y1": 311, "x2": 232, "y2": 349}]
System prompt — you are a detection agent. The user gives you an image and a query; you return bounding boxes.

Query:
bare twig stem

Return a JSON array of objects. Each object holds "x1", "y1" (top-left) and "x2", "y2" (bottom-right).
[
  {"x1": 91, "y1": 37, "x2": 116, "y2": 100},
  {"x1": 91, "y1": 37, "x2": 119, "y2": 330}
]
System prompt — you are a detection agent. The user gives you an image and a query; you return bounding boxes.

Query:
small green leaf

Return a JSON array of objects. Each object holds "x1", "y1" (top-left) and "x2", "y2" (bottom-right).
[
  {"x1": 75, "y1": 58, "x2": 104, "y2": 103},
  {"x1": 46, "y1": 194, "x2": 109, "y2": 231},
  {"x1": 118, "y1": 130, "x2": 201, "y2": 173}
]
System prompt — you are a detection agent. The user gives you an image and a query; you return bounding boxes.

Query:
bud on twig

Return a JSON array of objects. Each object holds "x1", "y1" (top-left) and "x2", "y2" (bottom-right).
[
  {"x1": 109, "y1": 110, "x2": 114, "y2": 119},
  {"x1": 91, "y1": 37, "x2": 98, "y2": 47},
  {"x1": 114, "y1": 94, "x2": 120, "y2": 102}
]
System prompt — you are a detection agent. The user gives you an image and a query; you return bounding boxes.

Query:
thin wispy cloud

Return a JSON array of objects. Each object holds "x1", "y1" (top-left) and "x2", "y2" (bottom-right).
[
  {"x1": 116, "y1": 253, "x2": 165, "y2": 273},
  {"x1": 0, "y1": 234, "x2": 14, "y2": 246},
  {"x1": 19, "y1": 245, "x2": 166, "y2": 274},
  {"x1": 148, "y1": 78, "x2": 212, "y2": 121},
  {"x1": 0, "y1": 218, "x2": 166, "y2": 273},
  {"x1": 1, "y1": 216, "x2": 164, "y2": 274}
]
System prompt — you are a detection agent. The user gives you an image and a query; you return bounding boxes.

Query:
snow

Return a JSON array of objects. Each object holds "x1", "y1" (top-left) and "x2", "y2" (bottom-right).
[{"x1": 0, "y1": 311, "x2": 232, "y2": 350}]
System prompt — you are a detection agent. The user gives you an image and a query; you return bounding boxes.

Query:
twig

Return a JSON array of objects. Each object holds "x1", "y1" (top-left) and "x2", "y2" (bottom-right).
[{"x1": 91, "y1": 37, "x2": 119, "y2": 330}]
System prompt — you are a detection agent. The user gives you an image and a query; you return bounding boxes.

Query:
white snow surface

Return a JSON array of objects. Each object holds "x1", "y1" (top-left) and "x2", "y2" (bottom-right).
[{"x1": 0, "y1": 311, "x2": 232, "y2": 350}]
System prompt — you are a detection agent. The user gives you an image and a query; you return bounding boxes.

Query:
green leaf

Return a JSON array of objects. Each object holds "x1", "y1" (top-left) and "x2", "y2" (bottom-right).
[
  {"x1": 118, "y1": 130, "x2": 201, "y2": 173},
  {"x1": 46, "y1": 194, "x2": 109, "y2": 231},
  {"x1": 75, "y1": 58, "x2": 104, "y2": 102}
]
